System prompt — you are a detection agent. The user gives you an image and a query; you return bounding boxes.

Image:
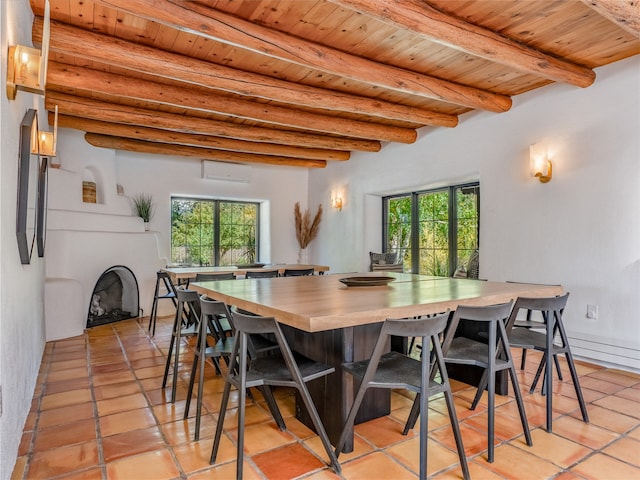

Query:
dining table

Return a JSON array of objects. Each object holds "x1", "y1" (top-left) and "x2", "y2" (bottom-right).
[
  {"x1": 162, "y1": 264, "x2": 329, "y2": 284},
  {"x1": 190, "y1": 272, "x2": 563, "y2": 451}
]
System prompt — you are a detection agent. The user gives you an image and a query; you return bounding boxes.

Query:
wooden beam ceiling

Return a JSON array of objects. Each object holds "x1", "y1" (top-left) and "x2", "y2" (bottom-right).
[{"x1": 28, "y1": 0, "x2": 638, "y2": 169}]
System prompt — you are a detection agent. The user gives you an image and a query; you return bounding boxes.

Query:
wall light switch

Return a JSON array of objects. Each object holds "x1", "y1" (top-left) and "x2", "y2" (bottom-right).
[{"x1": 587, "y1": 304, "x2": 598, "y2": 319}]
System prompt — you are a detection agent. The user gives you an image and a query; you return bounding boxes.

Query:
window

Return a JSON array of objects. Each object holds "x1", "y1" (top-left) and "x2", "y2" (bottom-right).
[
  {"x1": 171, "y1": 197, "x2": 259, "y2": 266},
  {"x1": 383, "y1": 183, "x2": 479, "y2": 276}
]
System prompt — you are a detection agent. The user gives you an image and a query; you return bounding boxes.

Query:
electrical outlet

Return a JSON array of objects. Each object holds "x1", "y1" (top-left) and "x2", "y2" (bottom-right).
[{"x1": 586, "y1": 304, "x2": 598, "y2": 319}]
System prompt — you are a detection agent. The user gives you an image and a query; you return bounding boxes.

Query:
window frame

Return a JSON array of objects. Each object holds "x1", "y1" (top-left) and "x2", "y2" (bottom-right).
[
  {"x1": 382, "y1": 182, "x2": 480, "y2": 276},
  {"x1": 170, "y1": 196, "x2": 261, "y2": 266}
]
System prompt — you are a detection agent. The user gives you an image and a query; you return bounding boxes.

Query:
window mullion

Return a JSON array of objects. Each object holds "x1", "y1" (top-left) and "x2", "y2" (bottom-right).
[
  {"x1": 448, "y1": 186, "x2": 457, "y2": 277},
  {"x1": 411, "y1": 193, "x2": 420, "y2": 274},
  {"x1": 213, "y1": 201, "x2": 220, "y2": 266}
]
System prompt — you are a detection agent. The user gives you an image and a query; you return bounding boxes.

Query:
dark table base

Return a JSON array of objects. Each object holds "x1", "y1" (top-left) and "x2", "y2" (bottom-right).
[{"x1": 282, "y1": 323, "x2": 390, "y2": 452}]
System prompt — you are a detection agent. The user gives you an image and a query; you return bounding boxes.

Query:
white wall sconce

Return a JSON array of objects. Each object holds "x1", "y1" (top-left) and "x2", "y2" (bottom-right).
[
  {"x1": 331, "y1": 190, "x2": 343, "y2": 211},
  {"x1": 6, "y1": 0, "x2": 51, "y2": 100},
  {"x1": 530, "y1": 142, "x2": 552, "y2": 183}
]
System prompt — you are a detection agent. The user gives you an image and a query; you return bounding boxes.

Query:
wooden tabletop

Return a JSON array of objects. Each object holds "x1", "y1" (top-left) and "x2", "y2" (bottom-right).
[
  {"x1": 162, "y1": 264, "x2": 330, "y2": 281},
  {"x1": 190, "y1": 273, "x2": 563, "y2": 332}
]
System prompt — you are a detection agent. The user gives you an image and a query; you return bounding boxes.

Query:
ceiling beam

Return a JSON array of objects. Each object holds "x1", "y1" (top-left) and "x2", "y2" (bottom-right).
[
  {"x1": 45, "y1": 92, "x2": 381, "y2": 152},
  {"x1": 580, "y1": 0, "x2": 640, "y2": 38},
  {"x1": 46, "y1": 62, "x2": 418, "y2": 144},
  {"x1": 54, "y1": 114, "x2": 349, "y2": 161},
  {"x1": 92, "y1": 0, "x2": 512, "y2": 113},
  {"x1": 85, "y1": 134, "x2": 327, "y2": 168},
  {"x1": 331, "y1": 0, "x2": 596, "y2": 87},
  {"x1": 33, "y1": 18, "x2": 457, "y2": 128}
]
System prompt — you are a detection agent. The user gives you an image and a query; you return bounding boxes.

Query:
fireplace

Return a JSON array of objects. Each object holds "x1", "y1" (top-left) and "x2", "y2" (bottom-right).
[{"x1": 87, "y1": 265, "x2": 139, "y2": 328}]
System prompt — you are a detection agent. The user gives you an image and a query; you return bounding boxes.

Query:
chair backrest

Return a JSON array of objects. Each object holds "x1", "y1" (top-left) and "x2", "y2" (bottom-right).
[
  {"x1": 381, "y1": 313, "x2": 449, "y2": 339},
  {"x1": 363, "y1": 312, "x2": 451, "y2": 390},
  {"x1": 195, "y1": 272, "x2": 236, "y2": 282},
  {"x1": 504, "y1": 293, "x2": 569, "y2": 331},
  {"x1": 283, "y1": 268, "x2": 314, "y2": 277},
  {"x1": 157, "y1": 270, "x2": 176, "y2": 291},
  {"x1": 441, "y1": 302, "x2": 514, "y2": 355},
  {"x1": 176, "y1": 286, "x2": 201, "y2": 325},
  {"x1": 200, "y1": 295, "x2": 234, "y2": 341},
  {"x1": 245, "y1": 269, "x2": 279, "y2": 278},
  {"x1": 369, "y1": 251, "x2": 403, "y2": 272}
]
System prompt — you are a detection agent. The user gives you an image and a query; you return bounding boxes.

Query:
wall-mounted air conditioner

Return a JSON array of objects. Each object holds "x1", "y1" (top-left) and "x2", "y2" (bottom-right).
[{"x1": 201, "y1": 160, "x2": 252, "y2": 183}]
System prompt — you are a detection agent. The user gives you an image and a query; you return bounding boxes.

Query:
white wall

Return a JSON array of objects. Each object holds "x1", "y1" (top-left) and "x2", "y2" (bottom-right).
[
  {"x1": 113, "y1": 150, "x2": 310, "y2": 266},
  {"x1": 41, "y1": 130, "x2": 311, "y2": 337},
  {"x1": 0, "y1": 1, "x2": 47, "y2": 479},
  {"x1": 309, "y1": 57, "x2": 640, "y2": 371}
]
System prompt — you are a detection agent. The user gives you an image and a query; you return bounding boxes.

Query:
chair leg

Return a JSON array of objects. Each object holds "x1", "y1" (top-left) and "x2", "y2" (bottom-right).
[
  {"x1": 520, "y1": 348, "x2": 527, "y2": 370},
  {"x1": 553, "y1": 353, "x2": 563, "y2": 381},
  {"x1": 471, "y1": 370, "x2": 488, "y2": 410},
  {"x1": 296, "y1": 383, "x2": 341, "y2": 474},
  {"x1": 564, "y1": 350, "x2": 589, "y2": 423},
  {"x1": 183, "y1": 348, "x2": 199, "y2": 420},
  {"x1": 195, "y1": 327, "x2": 210, "y2": 440},
  {"x1": 419, "y1": 375, "x2": 429, "y2": 480},
  {"x1": 403, "y1": 394, "x2": 420, "y2": 435},
  {"x1": 435, "y1": 342, "x2": 470, "y2": 480},
  {"x1": 443, "y1": 384, "x2": 470, "y2": 480},
  {"x1": 148, "y1": 288, "x2": 159, "y2": 335},
  {"x1": 555, "y1": 318, "x2": 589, "y2": 423},
  {"x1": 210, "y1": 379, "x2": 232, "y2": 464},
  {"x1": 508, "y1": 363, "x2": 533, "y2": 446},
  {"x1": 170, "y1": 303, "x2": 185, "y2": 404},
  {"x1": 162, "y1": 310, "x2": 180, "y2": 389},
  {"x1": 259, "y1": 386, "x2": 286, "y2": 430},
  {"x1": 530, "y1": 352, "x2": 547, "y2": 394}
]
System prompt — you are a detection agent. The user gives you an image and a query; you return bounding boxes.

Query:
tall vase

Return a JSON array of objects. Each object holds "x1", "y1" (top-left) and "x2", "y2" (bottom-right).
[{"x1": 298, "y1": 247, "x2": 309, "y2": 264}]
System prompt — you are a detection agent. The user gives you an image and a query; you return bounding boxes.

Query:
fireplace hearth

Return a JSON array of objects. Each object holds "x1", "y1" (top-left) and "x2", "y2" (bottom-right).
[{"x1": 87, "y1": 266, "x2": 139, "y2": 328}]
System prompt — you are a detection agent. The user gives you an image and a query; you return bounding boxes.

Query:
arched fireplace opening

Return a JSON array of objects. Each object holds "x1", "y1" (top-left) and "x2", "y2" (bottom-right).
[{"x1": 87, "y1": 265, "x2": 139, "y2": 328}]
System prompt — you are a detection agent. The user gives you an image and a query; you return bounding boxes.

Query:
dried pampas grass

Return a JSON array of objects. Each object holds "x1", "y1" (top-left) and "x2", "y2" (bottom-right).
[{"x1": 295, "y1": 202, "x2": 323, "y2": 249}]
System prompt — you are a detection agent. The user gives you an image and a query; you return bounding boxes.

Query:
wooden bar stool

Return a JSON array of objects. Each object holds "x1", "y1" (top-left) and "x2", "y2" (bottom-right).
[{"x1": 148, "y1": 270, "x2": 177, "y2": 336}]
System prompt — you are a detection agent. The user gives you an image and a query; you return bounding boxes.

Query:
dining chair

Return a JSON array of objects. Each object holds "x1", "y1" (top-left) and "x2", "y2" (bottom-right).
[
  {"x1": 162, "y1": 286, "x2": 199, "y2": 404},
  {"x1": 184, "y1": 296, "x2": 234, "y2": 440},
  {"x1": 506, "y1": 281, "x2": 563, "y2": 377},
  {"x1": 210, "y1": 307, "x2": 341, "y2": 478},
  {"x1": 405, "y1": 301, "x2": 532, "y2": 463},
  {"x1": 282, "y1": 267, "x2": 314, "y2": 276},
  {"x1": 194, "y1": 272, "x2": 236, "y2": 282},
  {"x1": 193, "y1": 272, "x2": 236, "y2": 338},
  {"x1": 148, "y1": 270, "x2": 177, "y2": 336},
  {"x1": 245, "y1": 269, "x2": 279, "y2": 278},
  {"x1": 335, "y1": 312, "x2": 469, "y2": 480},
  {"x1": 506, "y1": 293, "x2": 589, "y2": 432}
]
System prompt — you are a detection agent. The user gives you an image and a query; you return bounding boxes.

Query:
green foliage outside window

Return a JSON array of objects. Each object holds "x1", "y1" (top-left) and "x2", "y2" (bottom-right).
[
  {"x1": 171, "y1": 198, "x2": 258, "y2": 266},
  {"x1": 384, "y1": 184, "x2": 479, "y2": 276}
]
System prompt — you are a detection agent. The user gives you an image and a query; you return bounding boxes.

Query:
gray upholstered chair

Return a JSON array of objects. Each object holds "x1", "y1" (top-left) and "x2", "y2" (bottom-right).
[{"x1": 369, "y1": 251, "x2": 404, "y2": 272}]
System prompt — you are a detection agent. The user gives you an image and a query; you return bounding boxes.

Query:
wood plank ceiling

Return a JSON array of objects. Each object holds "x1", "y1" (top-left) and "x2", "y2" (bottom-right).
[{"x1": 29, "y1": 0, "x2": 639, "y2": 169}]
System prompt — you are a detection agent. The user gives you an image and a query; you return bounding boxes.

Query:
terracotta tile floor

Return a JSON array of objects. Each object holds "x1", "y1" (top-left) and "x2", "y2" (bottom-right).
[{"x1": 12, "y1": 317, "x2": 640, "y2": 480}]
